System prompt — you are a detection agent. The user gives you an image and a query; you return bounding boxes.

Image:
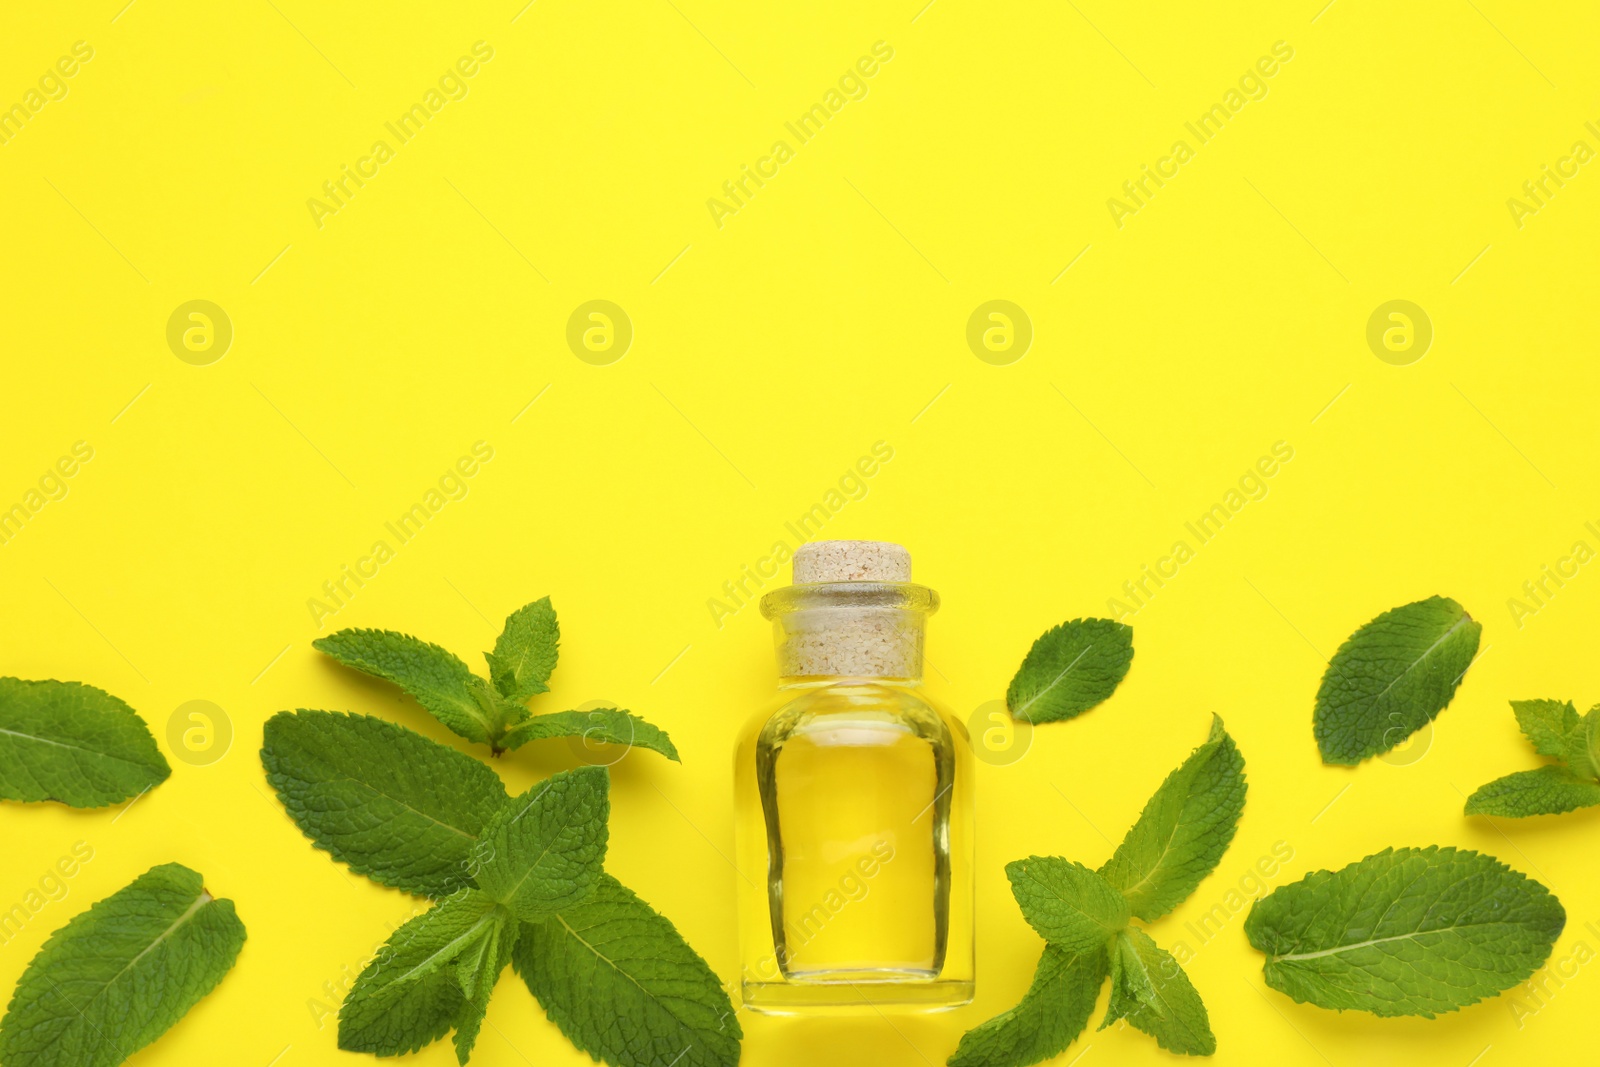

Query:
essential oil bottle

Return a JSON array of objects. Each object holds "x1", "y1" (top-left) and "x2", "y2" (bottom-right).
[{"x1": 734, "y1": 540, "x2": 973, "y2": 1013}]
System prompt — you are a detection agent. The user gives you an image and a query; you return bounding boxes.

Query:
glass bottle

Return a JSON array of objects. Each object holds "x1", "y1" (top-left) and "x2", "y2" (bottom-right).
[{"x1": 735, "y1": 540, "x2": 974, "y2": 1013}]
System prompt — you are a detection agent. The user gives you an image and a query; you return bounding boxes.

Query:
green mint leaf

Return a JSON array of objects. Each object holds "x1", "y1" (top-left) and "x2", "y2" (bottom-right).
[
  {"x1": 1465, "y1": 766, "x2": 1600, "y2": 817},
  {"x1": 1101, "y1": 929, "x2": 1158, "y2": 1025},
  {"x1": 487, "y1": 597, "x2": 560, "y2": 703},
  {"x1": 0, "y1": 678, "x2": 170, "y2": 808},
  {"x1": 314, "y1": 628, "x2": 500, "y2": 745},
  {"x1": 513, "y1": 873, "x2": 741, "y2": 1067},
  {"x1": 452, "y1": 916, "x2": 517, "y2": 1065},
  {"x1": 1564, "y1": 707, "x2": 1600, "y2": 781},
  {"x1": 1511, "y1": 699, "x2": 1580, "y2": 760},
  {"x1": 1246, "y1": 845, "x2": 1565, "y2": 1017},
  {"x1": 339, "y1": 890, "x2": 504, "y2": 1057},
  {"x1": 1005, "y1": 856, "x2": 1129, "y2": 954},
  {"x1": 0, "y1": 863, "x2": 245, "y2": 1067},
  {"x1": 1006, "y1": 618, "x2": 1133, "y2": 724},
  {"x1": 1097, "y1": 715, "x2": 1246, "y2": 921},
  {"x1": 261, "y1": 710, "x2": 509, "y2": 897},
  {"x1": 502, "y1": 708, "x2": 681, "y2": 762},
  {"x1": 473, "y1": 767, "x2": 609, "y2": 921},
  {"x1": 947, "y1": 945, "x2": 1108, "y2": 1067},
  {"x1": 1100, "y1": 927, "x2": 1214, "y2": 1055},
  {"x1": 1313, "y1": 596, "x2": 1482, "y2": 765}
]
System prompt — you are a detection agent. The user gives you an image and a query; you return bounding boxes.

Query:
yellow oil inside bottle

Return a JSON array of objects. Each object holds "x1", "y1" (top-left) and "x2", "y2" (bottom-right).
[{"x1": 772, "y1": 719, "x2": 938, "y2": 977}]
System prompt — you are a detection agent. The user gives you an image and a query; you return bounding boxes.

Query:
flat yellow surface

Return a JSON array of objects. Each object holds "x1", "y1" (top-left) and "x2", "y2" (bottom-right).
[{"x1": 3, "y1": 1, "x2": 1599, "y2": 1065}]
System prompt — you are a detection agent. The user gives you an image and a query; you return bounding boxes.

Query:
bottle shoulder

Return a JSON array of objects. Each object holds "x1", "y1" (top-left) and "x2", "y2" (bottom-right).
[{"x1": 738, "y1": 682, "x2": 967, "y2": 749}]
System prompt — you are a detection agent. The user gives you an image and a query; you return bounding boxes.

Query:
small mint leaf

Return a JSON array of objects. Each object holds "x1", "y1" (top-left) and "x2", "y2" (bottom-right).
[
  {"x1": 339, "y1": 890, "x2": 501, "y2": 1057},
  {"x1": 1006, "y1": 619, "x2": 1133, "y2": 724},
  {"x1": 1313, "y1": 596, "x2": 1481, "y2": 765},
  {"x1": 947, "y1": 944, "x2": 1107, "y2": 1067},
  {"x1": 315, "y1": 628, "x2": 495, "y2": 745},
  {"x1": 0, "y1": 677, "x2": 170, "y2": 808},
  {"x1": 487, "y1": 597, "x2": 559, "y2": 703},
  {"x1": 503, "y1": 708, "x2": 681, "y2": 762},
  {"x1": 1567, "y1": 706, "x2": 1600, "y2": 781},
  {"x1": 0, "y1": 863, "x2": 245, "y2": 1067},
  {"x1": 452, "y1": 916, "x2": 517, "y2": 1065},
  {"x1": 473, "y1": 767, "x2": 609, "y2": 921},
  {"x1": 1005, "y1": 856, "x2": 1129, "y2": 954},
  {"x1": 1465, "y1": 765, "x2": 1600, "y2": 817},
  {"x1": 1511, "y1": 699, "x2": 1580, "y2": 760},
  {"x1": 1101, "y1": 928, "x2": 1214, "y2": 1055}
]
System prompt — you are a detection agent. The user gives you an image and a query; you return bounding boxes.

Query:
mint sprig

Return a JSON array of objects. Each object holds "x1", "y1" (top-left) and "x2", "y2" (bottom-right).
[
  {"x1": 315, "y1": 597, "x2": 677, "y2": 759},
  {"x1": 263, "y1": 690, "x2": 737, "y2": 1065},
  {"x1": 1006, "y1": 618, "x2": 1133, "y2": 724},
  {"x1": 0, "y1": 677, "x2": 170, "y2": 807},
  {"x1": 1465, "y1": 699, "x2": 1600, "y2": 816},
  {"x1": 1313, "y1": 595, "x2": 1481, "y2": 764},
  {"x1": 949, "y1": 717, "x2": 1245, "y2": 1065},
  {"x1": 1246, "y1": 846, "x2": 1564, "y2": 1016},
  {"x1": 0, "y1": 863, "x2": 246, "y2": 1067}
]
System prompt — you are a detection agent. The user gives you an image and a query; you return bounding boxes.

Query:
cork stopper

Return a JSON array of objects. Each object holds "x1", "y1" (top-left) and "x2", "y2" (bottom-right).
[
  {"x1": 762, "y1": 541, "x2": 934, "y2": 680},
  {"x1": 792, "y1": 540, "x2": 911, "y2": 583}
]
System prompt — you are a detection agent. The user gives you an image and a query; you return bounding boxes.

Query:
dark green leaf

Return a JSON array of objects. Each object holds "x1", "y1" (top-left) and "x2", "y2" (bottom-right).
[
  {"x1": 1313, "y1": 596, "x2": 1481, "y2": 765},
  {"x1": 0, "y1": 678, "x2": 170, "y2": 808},
  {"x1": 261, "y1": 710, "x2": 509, "y2": 897},
  {"x1": 514, "y1": 873, "x2": 740, "y2": 1067},
  {"x1": 1465, "y1": 766, "x2": 1600, "y2": 817},
  {"x1": 1006, "y1": 619, "x2": 1133, "y2": 725},
  {"x1": 315, "y1": 628, "x2": 501, "y2": 745},
  {"x1": 1246, "y1": 846, "x2": 1564, "y2": 1017},
  {"x1": 0, "y1": 864, "x2": 245, "y2": 1067}
]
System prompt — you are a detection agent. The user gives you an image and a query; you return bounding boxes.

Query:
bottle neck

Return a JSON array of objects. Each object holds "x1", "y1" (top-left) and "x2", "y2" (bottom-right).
[{"x1": 760, "y1": 582, "x2": 938, "y2": 684}]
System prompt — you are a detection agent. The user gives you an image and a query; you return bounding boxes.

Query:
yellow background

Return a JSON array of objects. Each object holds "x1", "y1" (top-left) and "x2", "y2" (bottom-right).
[{"x1": 3, "y1": 1, "x2": 1599, "y2": 1065}]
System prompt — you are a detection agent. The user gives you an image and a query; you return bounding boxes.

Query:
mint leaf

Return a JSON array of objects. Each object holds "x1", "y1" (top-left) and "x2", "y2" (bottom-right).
[
  {"x1": 487, "y1": 597, "x2": 559, "y2": 703},
  {"x1": 452, "y1": 914, "x2": 517, "y2": 1065},
  {"x1": 1097, "y1": 715, "x2": 1246, "y2": 921},
  {"x1": 315, "y1": 628, "x2": 506, "y2": 745},
  {"x1": 1465, "y1": 766, "x2": 1600, "y2": 817},
  {"x1": 1466, "y1": 701, "x2": 1600, "y2": 818},
  {"x1": 1006, "y1": 619, "x2": 1133, "y2": 724},
  {"x1": 0, "y1": 863, "x2": 245, "y2": 1067},
  {"x1": 503, "y1": 707, "x2": 681, "y2": 762},
  {"x1": 473, "y1": 767, "x2": 609, "y2": 921},
  {"x1": 1512, "y1": 699, "x2": 1580, "y2": 759},
  {"x1": 1100, "y1": 927, "x2": 1214, "y2": 1055},
  {"x1": 261, "y1": 710, "x2": 509, "y2": 897},
  {"x1": 1246, "y1": 845, "x2": 1564, "y2": 1017},
  {"x1": 0, "y1": 678, "x2": 170, "y2": 808},
  {"x1": 339, "y1": 890, "x2": 504, "y2": 1057},
  {"x1": 1313, "y1": 596, "x2": 1482, "y2": 764},
  {"x1": 1563, "y1": 707, "x2": 1600, "y2": 781},
  {"x1": 514, "y1": 873, "x2": 741, "y2": 1067},
  {"x1": 1005, "y1": 856, "x2": 1129, "y2": 954},
  {"x1": 947, "y1": 945, "x2": 1107, "y2": 1067}
]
